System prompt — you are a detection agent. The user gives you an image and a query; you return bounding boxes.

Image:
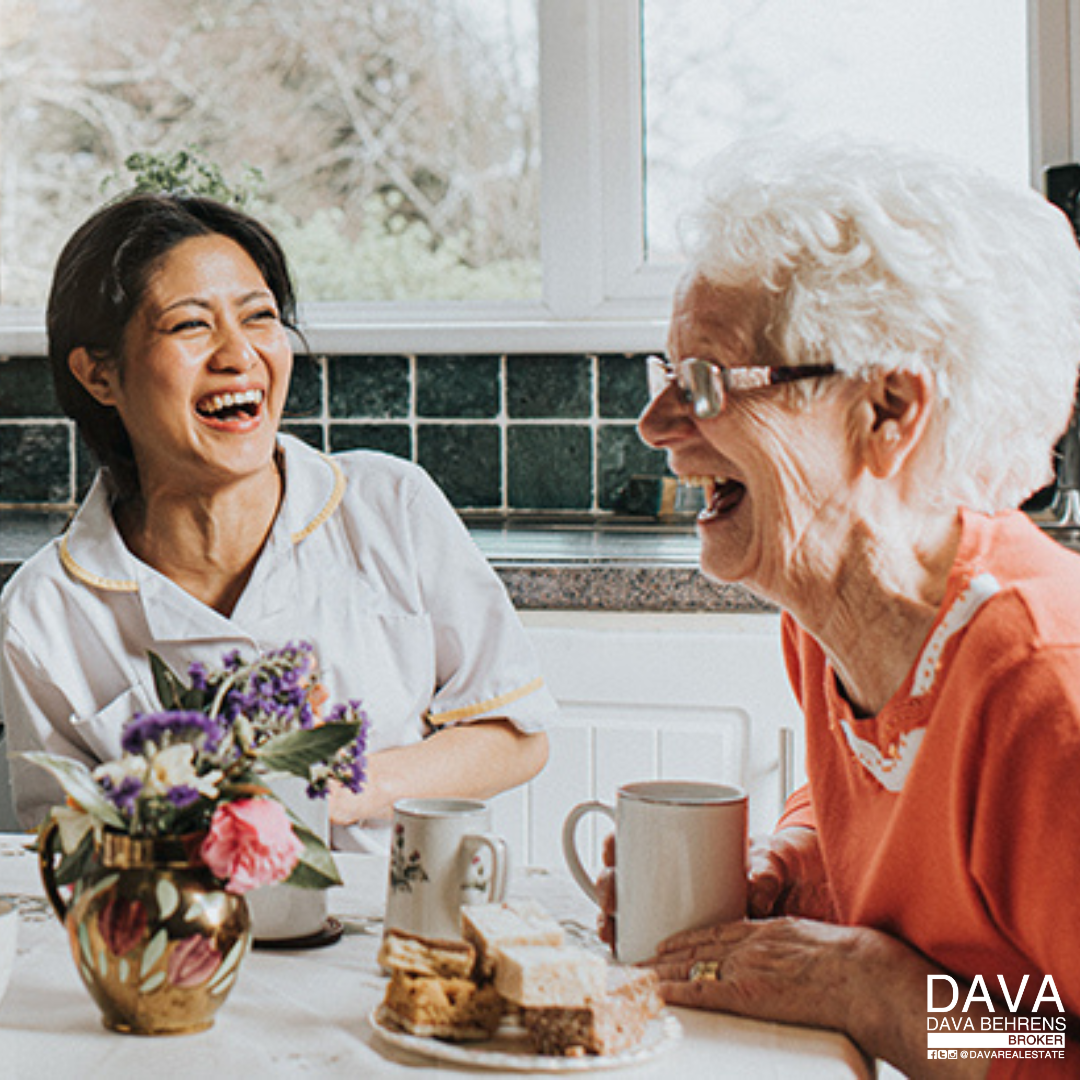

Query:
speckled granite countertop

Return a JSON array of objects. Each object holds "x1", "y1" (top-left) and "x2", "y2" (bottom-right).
[
  {"x1": 467, "y1": 522, "x2": 772, "y2": 612},
  {"x1": 0, "y1": 509, "x2": 770, "y2": 614},
  {"x1": 7, "y1": 509, "x2": 1080, "y2": 614}
]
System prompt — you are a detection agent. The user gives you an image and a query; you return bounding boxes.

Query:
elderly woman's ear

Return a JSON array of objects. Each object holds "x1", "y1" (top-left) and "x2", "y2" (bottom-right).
[
  {"x1": 68, "y1": 347, "x2": 120, "y2": 408},
  {"x1": 854, "y1": 367, "x2": 934, "y2": 480}
]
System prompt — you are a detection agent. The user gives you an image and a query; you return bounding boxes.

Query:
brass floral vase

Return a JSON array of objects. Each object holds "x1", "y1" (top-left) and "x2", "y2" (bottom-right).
[{"x1": 39, "y1": 824, "x2": 251, "y2": 1035}]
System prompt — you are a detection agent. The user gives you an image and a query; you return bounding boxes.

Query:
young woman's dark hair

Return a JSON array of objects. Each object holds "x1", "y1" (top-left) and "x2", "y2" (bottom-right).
[{"x1": 47, "y1": 193, "x2": 298, "y2": 500}]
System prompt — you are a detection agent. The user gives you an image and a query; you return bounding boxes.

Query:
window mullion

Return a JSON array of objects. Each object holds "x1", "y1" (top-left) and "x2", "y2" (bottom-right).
[
  {"x1": 1030, "y1": 0, "x2": 1075, "y2": 181},
  {"x1": 539, "y1": 0, "x2": 607, "y2": 318}
]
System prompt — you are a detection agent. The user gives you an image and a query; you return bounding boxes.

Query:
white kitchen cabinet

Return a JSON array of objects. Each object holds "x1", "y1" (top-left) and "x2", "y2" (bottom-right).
[{"x1": 490, "y1": 610, "x2": 807, "y2": 871}]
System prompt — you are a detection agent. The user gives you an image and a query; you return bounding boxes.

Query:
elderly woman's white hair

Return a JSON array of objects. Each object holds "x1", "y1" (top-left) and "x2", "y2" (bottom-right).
[{"x1": 682, "y1": 138, "x2": 1080, "y2": 512}]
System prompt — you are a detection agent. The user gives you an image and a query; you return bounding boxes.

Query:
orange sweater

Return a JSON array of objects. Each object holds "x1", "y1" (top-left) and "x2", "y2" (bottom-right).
[{"x1": 779, "y1": 509, "x2": 1080, "y2": 1077}]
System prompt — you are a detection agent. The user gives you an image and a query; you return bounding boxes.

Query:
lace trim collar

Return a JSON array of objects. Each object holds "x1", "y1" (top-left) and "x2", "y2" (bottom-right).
[{"x1": 837, "y1": 571, "x2": 1000, "y2": 791}]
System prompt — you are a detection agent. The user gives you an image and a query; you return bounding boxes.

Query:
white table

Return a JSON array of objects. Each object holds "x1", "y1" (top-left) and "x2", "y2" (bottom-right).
[{"x1": 0, "y1": 833, "x2": 872, "y2": 1079}]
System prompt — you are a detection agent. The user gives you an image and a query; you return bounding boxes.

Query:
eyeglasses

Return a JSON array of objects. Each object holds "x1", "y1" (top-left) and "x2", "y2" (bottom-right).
[{"x1": 646, "y1": 355, "x2": 837, "y2": 420}]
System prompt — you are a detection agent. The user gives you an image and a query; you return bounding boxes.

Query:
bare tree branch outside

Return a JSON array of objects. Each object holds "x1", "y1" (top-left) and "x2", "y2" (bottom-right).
[{"x1": 0, "y1": 0, "x2": 541, "y2": 307}]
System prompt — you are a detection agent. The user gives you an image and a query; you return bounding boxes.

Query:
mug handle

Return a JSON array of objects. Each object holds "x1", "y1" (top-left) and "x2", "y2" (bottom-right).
[
  {"x1": 561, "y1": 800, "x2": 615, "y2": 906},
  {"x1": 463, "y1": 833, "x2": 510, "y2": 903},
  {"x1": 37, "y1": 819, "x2": 70, "y2": 923}
]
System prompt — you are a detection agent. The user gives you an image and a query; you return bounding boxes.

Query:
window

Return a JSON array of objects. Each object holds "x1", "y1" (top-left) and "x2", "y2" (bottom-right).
[
  {"x1": 0, "y1": 2, "x2": 541, "y2": 302},
  {"x1": 0, "y1": 0, "x2": 1074, "y2": 354},
  {"x1": 641, "y1": 0, "x2": 1030, "y2": 262}
]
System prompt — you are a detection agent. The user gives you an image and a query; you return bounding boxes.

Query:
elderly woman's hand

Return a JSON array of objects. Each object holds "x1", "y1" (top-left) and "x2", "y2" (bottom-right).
[
  {"x1": 650, "y1": 916, "x2": 871, "y2": 1028},
  {"x1": 596, "y1": 825, "x2": 835, "y2": 949},
  {"x1": 649, "y1": 917, "x2": 988, "y2": 1079},
  {"x1": 748, "y1": 827, "x2": 837, "y2": 920}
]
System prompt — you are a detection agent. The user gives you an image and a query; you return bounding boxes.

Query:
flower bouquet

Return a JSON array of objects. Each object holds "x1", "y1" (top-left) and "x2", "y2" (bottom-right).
[
  {"x1": 27, "y1": 643, "x2": 368, "y2": 1034},
  {"x1": 29, "y1": 641, "x2": 368, "y2": 894}
]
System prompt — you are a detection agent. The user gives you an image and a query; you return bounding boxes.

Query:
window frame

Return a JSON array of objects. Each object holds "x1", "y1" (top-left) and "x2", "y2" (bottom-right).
[{"x1": 0, "y1": 0, "x2": 1072, "y2": 357}]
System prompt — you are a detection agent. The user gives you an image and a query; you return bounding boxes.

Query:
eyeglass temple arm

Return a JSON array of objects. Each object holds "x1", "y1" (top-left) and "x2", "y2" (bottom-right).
[{"x1": 724, "y1": 363, "x2": 837, "y2": 391}]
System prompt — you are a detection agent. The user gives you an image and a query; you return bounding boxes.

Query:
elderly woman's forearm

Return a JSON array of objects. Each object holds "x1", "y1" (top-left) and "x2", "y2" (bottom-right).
[{"x1": 849, "y1": 932, "x2": 989, "y2": 1079}]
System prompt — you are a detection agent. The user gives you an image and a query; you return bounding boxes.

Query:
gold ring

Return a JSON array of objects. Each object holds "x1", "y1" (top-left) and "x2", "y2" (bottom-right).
[{"x1": 689, "y1": 960, "x2": 721, "y2": 982}]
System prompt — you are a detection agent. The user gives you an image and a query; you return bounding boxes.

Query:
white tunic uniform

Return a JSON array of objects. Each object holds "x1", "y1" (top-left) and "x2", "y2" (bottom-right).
[{"x1": 0, "y1": 435, "x2": 556, "y2": 851}]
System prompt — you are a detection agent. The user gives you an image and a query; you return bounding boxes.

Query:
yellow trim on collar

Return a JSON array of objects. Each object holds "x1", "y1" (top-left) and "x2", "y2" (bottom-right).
[
  {"x1": 291, "y1": 455, "x2": 346, "y2": 545},
  {"x1": 426, "y1": 677, "x2": 545, "y2": 728},
  {"x1": 59, "y1": 535, "x2": 139, "y2": 593},
  {"x1": 58, "y1": 452, "x2": 344, "y2": 587}
]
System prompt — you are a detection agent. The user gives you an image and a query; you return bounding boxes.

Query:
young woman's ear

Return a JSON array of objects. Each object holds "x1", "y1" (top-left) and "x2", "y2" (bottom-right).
[
  {"x1": 858, "y1": 368, "x2": 933, "y2": 479},
  {"x1": 68, "y1": 347, "x2": 119, "y2": 407}
]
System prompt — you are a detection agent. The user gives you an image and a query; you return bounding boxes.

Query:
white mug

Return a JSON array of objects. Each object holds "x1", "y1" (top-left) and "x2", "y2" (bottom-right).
[
  {"x1": 563, "y1": 780, "x2": 748, "y2": 964},
  {"x1": 384, "y1": 798, "x2": 510, "y2": 941},
  {"x1": 246, "y1": 777, "x2": 330, "y2": 943}
]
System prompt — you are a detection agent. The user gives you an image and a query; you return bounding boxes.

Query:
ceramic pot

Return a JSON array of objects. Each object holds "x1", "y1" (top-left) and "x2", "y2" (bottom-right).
[{"x1": 39, "y1": 824, "x2": 250, "y2": 1035}]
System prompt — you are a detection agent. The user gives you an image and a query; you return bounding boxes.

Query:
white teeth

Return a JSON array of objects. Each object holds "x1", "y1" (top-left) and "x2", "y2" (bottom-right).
[
  {"x1": 680, "y1": 475, "x2": 730, "y2": 504},
  {"x1": 200, "y1": 389, "x2": 264, "y2": 415}
]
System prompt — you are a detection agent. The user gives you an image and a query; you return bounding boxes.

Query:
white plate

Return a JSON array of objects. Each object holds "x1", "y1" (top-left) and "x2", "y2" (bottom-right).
[{"x1": 370, "y1": 1004, "x2": 682, "y2": 1072}]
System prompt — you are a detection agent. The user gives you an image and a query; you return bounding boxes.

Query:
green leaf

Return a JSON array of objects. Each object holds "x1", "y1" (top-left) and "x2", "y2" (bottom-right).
[
  {"x1": 53, "y1": 827, "x2": 100, "y2": 887},
  {"x1": 149, "y1": 651, "x2": 188, "y2": 710},
  {"x1": 253, "y1": 723, "x2": 361, "y2": 779},
  {"x1": 283, "y1": 823, "x2": 342, "y2": 889},
  {"x1": 148, "y1": 651, "x2": 209, "y2": 712},
  {"x1": 21, "y1": 753, "x2": 126, "y2": 828}
]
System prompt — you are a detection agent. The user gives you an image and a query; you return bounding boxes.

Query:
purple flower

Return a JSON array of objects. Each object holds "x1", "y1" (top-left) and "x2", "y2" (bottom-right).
[
  {"x1": 305, "y1": 700, "x2": 369, "y2": 797},
  {"x1": 187, "y1": 662, "x2": 210, "y2": 691},
  {"x1": 121, "y1": 710, "x2": 224, "y2": 755},
  {"x1": 166, "y1": 784, "x2": 200, "y2": 808},
  {"x1": 100, "y1": 774, "x2": 143, "y2": 814},
  {"x1": 215, "y1": 643, "x2": 322, "y2": 738}
]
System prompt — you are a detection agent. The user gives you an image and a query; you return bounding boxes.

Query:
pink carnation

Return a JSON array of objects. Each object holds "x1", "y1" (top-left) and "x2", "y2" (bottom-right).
[{"x1": 200, "y1": 798, "x2": 303, "y2": 894}]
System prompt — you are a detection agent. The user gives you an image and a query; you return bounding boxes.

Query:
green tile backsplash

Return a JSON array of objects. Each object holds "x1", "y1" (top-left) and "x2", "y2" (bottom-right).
[
  {"x1": 328, "y1": 355, "x2": 410, "y2": 418},
  {"x1": 0, "y1": 424, "x2": 71, "y2": 503},
  {"x1": 0, "y1": 356, "x2": 63, "y2": 418},
  {"x1": 418, "y1": 425, "x2": 502, "y2": 508},
  {"x1": 0, "y1": 353, "x2": 668, "y2": 512},
  {"x1": 508, "y1": 425, "x2": 592, "y2": 510},
  {"x1": 416, "y1": 355, "x2": 500, "y2": 419},
  {"x1": 507, "y1": 355, "x2": 592, "y2": 419}
]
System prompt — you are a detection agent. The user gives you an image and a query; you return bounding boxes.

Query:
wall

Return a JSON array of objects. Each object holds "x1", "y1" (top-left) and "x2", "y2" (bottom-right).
[{"x1": 0, "y1": 352, "x2": 669, "y2": 513}]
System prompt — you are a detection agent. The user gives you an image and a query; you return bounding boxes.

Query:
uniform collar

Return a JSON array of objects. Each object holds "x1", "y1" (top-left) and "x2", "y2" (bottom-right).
[{"x1": 60, "y1": 433, "x2": 346, "y2": 604}]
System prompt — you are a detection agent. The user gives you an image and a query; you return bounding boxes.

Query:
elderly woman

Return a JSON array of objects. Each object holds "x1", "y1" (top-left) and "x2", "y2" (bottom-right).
[
  {"x1": 608, "y1": 141, "x2": 1080, "y2": 1077},
  {"x1": 0, "y1": 192, "x2": 552, "y2": 852}
]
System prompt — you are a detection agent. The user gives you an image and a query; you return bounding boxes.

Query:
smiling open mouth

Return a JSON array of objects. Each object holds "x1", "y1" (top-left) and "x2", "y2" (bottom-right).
[
  {"x1": 683, "y1": 475, "x2": 746, "y2": 521},
  {"x1": 195, "y1": 388, "x2": 264, "y2": 422}
]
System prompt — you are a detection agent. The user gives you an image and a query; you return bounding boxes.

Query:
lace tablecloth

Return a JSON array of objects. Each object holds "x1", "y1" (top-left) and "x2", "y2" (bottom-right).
[{"x1": 0, "y1": 832, "x2": 870, "y2": 1079}]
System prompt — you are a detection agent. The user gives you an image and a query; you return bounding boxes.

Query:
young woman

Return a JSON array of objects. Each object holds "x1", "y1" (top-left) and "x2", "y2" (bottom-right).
[{"x1": 1, "y1": 193, "x2": 552, "y2": 852}]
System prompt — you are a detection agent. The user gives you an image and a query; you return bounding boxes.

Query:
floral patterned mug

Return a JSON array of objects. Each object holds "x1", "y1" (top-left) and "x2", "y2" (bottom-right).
[{"x1": 383, "y1": 798, "x2": 509, "y2": 942}]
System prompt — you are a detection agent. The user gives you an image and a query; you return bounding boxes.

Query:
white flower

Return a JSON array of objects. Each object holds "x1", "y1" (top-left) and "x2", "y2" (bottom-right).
[
  {"x1": 52, "y1": 804, "x2": 97, "y2": 855},
  {"x1": 145, "y1": 745, "x2": 222, "y2": 799},
  {"x1": 93, "y1": 754, "x2": 148, "y2": 787}
]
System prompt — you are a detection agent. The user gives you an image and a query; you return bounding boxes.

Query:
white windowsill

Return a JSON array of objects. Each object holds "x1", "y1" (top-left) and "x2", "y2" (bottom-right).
[{"x1": 0, "y1": 307, "x2": 670, "y2": 357}]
